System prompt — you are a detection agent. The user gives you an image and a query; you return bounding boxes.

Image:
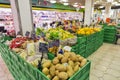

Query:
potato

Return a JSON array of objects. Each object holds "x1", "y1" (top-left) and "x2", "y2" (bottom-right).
[
  {"x1": 21, "y1": 42, "x2": 27, "y2": 49},
  {"x1": 80, "y1": 59, "x2": 87, "y2": 67},
  {"x1": 52, "y1": 76, "x2": 59, "y2": 80},
  {"x1": 70, "y1": 53, "x2": 77, "y2": 62},
  {"x1": 42, "y1": 68, "x2": 49, "y2": 75},
  {"x1": 61, "y1": 57, "x2": 68, "y2": 63},
  {"x1": 78, "y1": 56, "x2": 84, "y2": 62},
  {"x1": 74, "y1": 62, "x2": 80, "y2": 66},
  {"x1": 67, "y1": 66, "x2": 74, "y2": 77},
  {"x1": 74, "y1": 65, "x2": 79, "y2": 72},
  {"x1": 58, "y1": 72, "x2": 68, "y2": 80},
  {"x1": 68, "y1": 60, "x2": 74, "y2": 68},
  {"x1": 12, "y1": 48, "x2": 22, "y2": 53},
  {"x1": 55, "y1": 64, "x2": 66, "y2": 71},
  {"x1": 76, "y1": 55, "x2": 81, "y2": 58},
  {"x1": 42, "y1": 60, "x2": 51, "y2": 68},
  {"x1": 50, "y1": 65, "x2": 56, "y2": 77},
  {"x1": 64, "y1": 52, "x2": 70, "y2": 58},
  {"x1": 47, "y1": 75, "x2": 52, "y2": 79},
  {"x1": 53, "y1": 57, "x2": 59, "y2": 65},
  {"x1": 55, "y1": 70, "x2": 59, "y2": 76},
  {"x1": 57, "y1": 54, "x2": 63, "y2": 60}
]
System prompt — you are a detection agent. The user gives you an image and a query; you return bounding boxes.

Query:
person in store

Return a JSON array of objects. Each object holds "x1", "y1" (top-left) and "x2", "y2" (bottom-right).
[
  {"x1": 63, "y1": 20, "x2": 69, "y2": 30},
  {"x1": 115, "y1": 29, "x2": 120, "y2": 44}
]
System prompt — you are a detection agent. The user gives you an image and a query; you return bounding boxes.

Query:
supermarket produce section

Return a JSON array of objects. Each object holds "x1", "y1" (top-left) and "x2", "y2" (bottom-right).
[{"x1": 0, "y1": 26, "x2": 104, "y2": 80}]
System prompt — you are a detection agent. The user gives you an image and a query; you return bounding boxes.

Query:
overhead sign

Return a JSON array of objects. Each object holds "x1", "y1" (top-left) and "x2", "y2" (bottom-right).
[
  {"x1": 0, "y1": 0, "x2": 9, "y2": 4},
  {"x1": 0, "y1": 0, "x2": 38, "y2": 4}
]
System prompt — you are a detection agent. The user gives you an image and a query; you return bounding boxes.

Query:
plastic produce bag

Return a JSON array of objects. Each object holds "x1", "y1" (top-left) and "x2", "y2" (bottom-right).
[
  {"x1": 67, "y1": 36, "x2": 77, "y2": 46},
  {"x1": 27, "y1": 42, "x2": 35, "y2": 56}
]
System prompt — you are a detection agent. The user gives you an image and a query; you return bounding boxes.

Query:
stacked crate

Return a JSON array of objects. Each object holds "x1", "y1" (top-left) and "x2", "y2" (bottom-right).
[
  {"x1": 85, "y1": 33, "x2": 96, "y2": 58},
  {"x1": 71, "y1": 36, "x2": 86, "y2": 57},
  {"x1": 0, "y1": 43, "x2": 91, "y2": 80},
  {"x1": 94, "y1": 29, "x2": 104, "y2": 51},
  {"x1": 77, "y1": 36, "x2": 87, "y2": 57},
  {"x1": 103, "y1": 26, "x2": 117, "y2": 43}
]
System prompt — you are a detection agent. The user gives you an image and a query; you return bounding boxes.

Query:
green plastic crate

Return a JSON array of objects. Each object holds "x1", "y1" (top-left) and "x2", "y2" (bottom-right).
[
  {"x1": 77, "y1": 36, "x2": 87, "y2": 44},
  {"x1": 85, "y1": 48, "x2": 94, "y2": 58},
  {"x1": 69, "y1": 61, "x2": 91, "y2": 80},
  {"x1": 104, "y1": 40, "x2": 115, "y2": 43},
  {"x1": 78, "y1": 43, "x2": 86, "y2": 49},
  {"x1": 72, "y1": 44, "x2": 79, "y2": 49},
  {"x1": 78, "y1": 49, "x2": 86, "y2": 57},
  {"x1": 86, "y1": 34, "x2": 95, "y2": 41},
  {"x1": 0, "y1": 43, "x2": 91, "y2": 80}
]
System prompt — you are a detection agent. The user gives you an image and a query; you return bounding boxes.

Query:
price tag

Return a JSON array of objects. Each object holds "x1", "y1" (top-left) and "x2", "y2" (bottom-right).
[
  {"x1": 48, "y1": 41, "x2": 54, "y2": 48},
  {"x1": 25, "y1": 31, "x2": 30, "y2": 37},
  {"x1": 40, "y1": 32, "x2": 45, "y2": 37},
  {"x1": 39, "y1": 43, "x2": 48, "y2": 53},
  {"x1": 31, "y1": 32, "x2": 36, "y2": 40},
  {"x1": 54, "y1": 39, "x2": 60, "y2": 47},
  {"x1": 48, "y1": 40, "x2": 59, "y2": 48},
  {"x1": 17, "y1": 31, "x2": 21, "y2": 35}
]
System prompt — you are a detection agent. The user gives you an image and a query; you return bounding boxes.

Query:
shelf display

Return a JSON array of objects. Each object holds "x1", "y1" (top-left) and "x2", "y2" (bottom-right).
[
  {"x1": 33, "y1": 10, "x2": 83, "y2": 29},
  {"x1": 0, "y1": 8, "x2": 83, "y2": 31},
  {"x1": 0, "y1": 8, "x2": 14, "y2": 32}
]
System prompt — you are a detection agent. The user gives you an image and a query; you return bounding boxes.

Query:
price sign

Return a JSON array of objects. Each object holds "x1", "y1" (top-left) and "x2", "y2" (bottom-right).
[
  {"x1": 54, "y1": 39, "x2": 60, "y2": 47},
  {"x1": 25, "y1": 31, "x2": 30, "y2": 37},
  {"x1": 31, "y1": 32, "x2": 36, "y2": 40},
  {"x1": 17, "y1": 31, "x2": 22, "y2": 35},
  {"x1": 48, "y1": 41, "x2": 54, "y2": 48},
  {"x1": 40, "y1": 32, "x2": 45, "y2": 37},
  {"x1": 48, "y1": 39, "x2": 60, "y2": 48},
  {"x1": 39, "y1": 43, "x2": 48, "y2": 53}
]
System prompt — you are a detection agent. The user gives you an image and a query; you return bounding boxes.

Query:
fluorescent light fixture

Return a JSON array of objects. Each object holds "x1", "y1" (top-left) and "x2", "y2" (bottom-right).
[
  {"x1": 73, "y1": 4, "x2": 78, "y2": 7},
  {"x1": 81, "y1": 6, "x2": 85, "y2": 8},
  {"x1": 63, "y1": 2, "x2": 69, "y2": 5},
  {"x1": 115, "y1": 3, "x2": 120, "y2": 6},
  {"x1": 107, "y1": 0, "x2": 113, "y2": 2},
  {"x1": 94, "y1": 2, "x2": 97, "y2": 4},
  {"x1": 50, "y1": 0, "x2": 56, "y2": 3},
  {"x1": 99, "y1": 6, "x2": 104, "y2": 8},
  {"x1": 74, "y1": 3, "x2": 78, "y2": 5},
  {"x1": 60, "y1": 0, "x2": 68, "y2": 2},
  {"x1": 112, "y1": 2, "x2": 117, "y2": 4}
]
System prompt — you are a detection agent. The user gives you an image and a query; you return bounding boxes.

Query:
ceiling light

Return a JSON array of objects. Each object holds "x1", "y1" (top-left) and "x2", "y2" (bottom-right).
[
  {"x1": 112, "y1": 2, "x2": 117, "y2": 4},
  {"x1": 73, "y1": 4, "x2": 78, "y2": 7},
  {"x1": 74, "y1": 3, "x2": 78, "y2": 5},
  {"x1": 94, "y1": 2, "x2": 97, "y2": 4},
  {"x1": 60, "y1": 0, "x2": 68, "y2": 2},
  {"x1": 99, "y1": 6, "x2": 104, "y2": 8},
  {"x1": 63, "y1": 2, "x2": 69, "y2": 5},
  {"x1": 115, "y1": 3, "x2": 120, "y2": 6},
  {"x1": 107, "y1": 0, "x2": 113, "y2": 2},
  {"x1": 50, "y1": 0, "x2": 56, "y2": 3},
  {"x1": 81, "y1": 6, "x2": 85, "y2": 8}
]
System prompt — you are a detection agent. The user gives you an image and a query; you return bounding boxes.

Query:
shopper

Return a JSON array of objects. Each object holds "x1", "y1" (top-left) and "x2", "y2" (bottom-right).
[{"x1": 115, "y1": 29, "x2": 120, "y2": 44}]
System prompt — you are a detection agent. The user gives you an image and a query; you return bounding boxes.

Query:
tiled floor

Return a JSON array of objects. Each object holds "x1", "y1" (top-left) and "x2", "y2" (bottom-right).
[
  {"x1": 0, "y1": 43, "x2": 120, "y2": 80},
  {"x1": 88, "y1": 43, "x2": 120, "y2": 80}
]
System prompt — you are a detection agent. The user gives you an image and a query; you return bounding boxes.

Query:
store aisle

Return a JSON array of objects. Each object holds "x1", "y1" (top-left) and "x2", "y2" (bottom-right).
[
  {"x1": 0, "y1": 43, "x2": 120, "y2": 80},
  {"x1": 88, "y1": 43, "x2": 120, "y2": 80}
]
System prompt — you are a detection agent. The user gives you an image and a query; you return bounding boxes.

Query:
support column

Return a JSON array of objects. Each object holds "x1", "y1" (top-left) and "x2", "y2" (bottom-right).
[
  {"x1": 84, "y1": 0, "x2": 94, "y2": 25},
  {"x1": 10, "y1": 0, "x2": 34, "y2": 36},
  {"x1": 104, "y1": 2, "x2": 112, "y2": 21}
]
